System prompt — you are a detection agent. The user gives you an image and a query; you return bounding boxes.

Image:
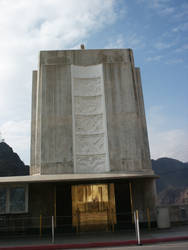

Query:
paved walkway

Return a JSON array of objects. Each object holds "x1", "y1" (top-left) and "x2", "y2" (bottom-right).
[
  {"x1": 0, "y1": 225, "x2": 188, "y2": 249},
  {"x1": 84, "y1": 242, "x2": 188, "y2": 250}
]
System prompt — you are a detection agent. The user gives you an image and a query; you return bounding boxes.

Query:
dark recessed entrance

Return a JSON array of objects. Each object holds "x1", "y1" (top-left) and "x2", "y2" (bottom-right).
[
  {"x1": 115, "y1": 182, "x2": 132, "y2": 229},
  {"x1": 56, "y1": 183, "x2": 72, "y2": 232},
  {"x1": 55, "y1": 181, "x2": 133, "y2": 233}
]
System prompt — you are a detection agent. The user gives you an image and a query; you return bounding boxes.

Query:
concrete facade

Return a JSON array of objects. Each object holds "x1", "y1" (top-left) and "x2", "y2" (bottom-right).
[
  {"x1": 0, "y1": 48, "x2": 158, "y2": 232},
  {"x1": 0, "y1": 178, "x2": 157, "y2": 235},
  {"x1": 30, "y1": 49, "x2": 154, "y2": 176}
]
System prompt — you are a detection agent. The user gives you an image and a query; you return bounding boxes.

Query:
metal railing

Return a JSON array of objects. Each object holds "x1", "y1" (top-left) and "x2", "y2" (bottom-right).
[{"x1": 0, "y1": 209, "x2": 158, "y2": 244}]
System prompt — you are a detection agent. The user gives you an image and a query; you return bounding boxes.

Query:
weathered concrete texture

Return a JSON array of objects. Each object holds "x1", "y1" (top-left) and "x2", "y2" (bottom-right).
[
  {"x1": 135, "y1": 67, "x2": 151, "y2": 170},
  {"x1": 103, "y1": 62, "x2": 141, "y2": 172},
  {"x1": 30, "y1": 71, "x2": 37, "y2": 175},
  {"x1": 132, "y1": 178, "x2": 157, "y2": 221},
  {"x1": 30, "y1": 49, "x2": 154, "y2": 176}
]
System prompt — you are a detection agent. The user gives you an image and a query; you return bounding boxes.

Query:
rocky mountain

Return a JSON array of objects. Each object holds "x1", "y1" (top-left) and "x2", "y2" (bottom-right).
[
  {"x1": 158, "y1": 186, "x2": 188, "y2": 205},
  {"x1": 152, "y1": 158, "x2": 188, "y2": 205},
  {"x1": 0, "y1": 142, "x2": 29, "y2": 176}
]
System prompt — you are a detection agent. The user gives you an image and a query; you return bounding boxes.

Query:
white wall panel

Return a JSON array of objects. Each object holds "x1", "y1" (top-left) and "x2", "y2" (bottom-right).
[
  {"x1": 75, "y1": 134, "x2": 105, "y2": 155},
  {"x1": 74, "y1": 96, "x2": 102, "y2": 115},
  {"x1": 76, "y1": 154, "x2": 106, "y2": 173},
  {"x1": 71, "y1": 64, "x2": 109, "y2": 173},
  {"x1": 74, "y1": 77, "x2": 101, "y2": 96}
]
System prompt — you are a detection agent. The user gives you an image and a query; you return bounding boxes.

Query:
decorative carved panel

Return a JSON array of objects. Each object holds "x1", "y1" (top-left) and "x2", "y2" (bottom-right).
[
  {"x1": 74, "y1": 96, "x2": 102, "y2": 115},
  {"x1": 74, "y1": 77, "x2": 101, "y2": 96},
  {"x1": 75, "y1": 134, "x2": 105, "y2": 155},
  {"x1": 71, "y1": 64, "x2": 109, "y2": 173},
  {"x1": 76, "y1": 154, "x2": 106, "y2": 173},
  {"x1": 75, "y1": 114, "x2": 104, "y2": 134}
]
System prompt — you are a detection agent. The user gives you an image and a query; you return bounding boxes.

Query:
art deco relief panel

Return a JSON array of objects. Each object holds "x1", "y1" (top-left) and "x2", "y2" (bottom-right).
[
  {"x1": 71, "y1": 64, "x2": 109, "y2": 173},
  {"x1": 74, "y1": 96, "x2": 103, "y2": 114},
  {"x1": 75, "y1": 114, "x2": 104, "y2": 134}
]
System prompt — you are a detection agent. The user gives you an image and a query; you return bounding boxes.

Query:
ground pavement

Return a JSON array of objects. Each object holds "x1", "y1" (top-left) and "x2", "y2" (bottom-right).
[{"x1": 0, "y1": 224, "x2": 188, "y2": 249}]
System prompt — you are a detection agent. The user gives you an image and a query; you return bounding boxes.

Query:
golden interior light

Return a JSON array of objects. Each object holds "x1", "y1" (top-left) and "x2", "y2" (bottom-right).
[{"x1": 72, "y1": 183, "x2": 116, "y2": 231}]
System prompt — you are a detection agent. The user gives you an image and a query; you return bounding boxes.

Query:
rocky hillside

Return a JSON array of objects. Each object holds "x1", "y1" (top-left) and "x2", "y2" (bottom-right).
[
  {"x1": 152, "y1": 158, "x2": 188, "y2": 205},
  {"x1": 158, "y1": 186, "x2": 188, "y2": 205},
  {"x1": 0, "y1": 142, "x2": 29, "y2": 176}
]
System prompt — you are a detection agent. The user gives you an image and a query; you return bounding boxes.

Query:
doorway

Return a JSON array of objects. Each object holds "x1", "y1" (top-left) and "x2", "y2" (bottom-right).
[
  {"x1": 114, "y1": 182, "x2": 132, "y2": 229},
  {"x1": 72, "y1": 183, "x2": 116, "y2": 231},
  {"x1": 56, "y1": 183, "x2": 72, "y2": 232}
]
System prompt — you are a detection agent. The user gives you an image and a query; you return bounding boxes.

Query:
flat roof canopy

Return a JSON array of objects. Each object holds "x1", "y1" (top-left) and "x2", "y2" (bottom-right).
[{"x1": 0, "y1": 173, "x2": 158, "y2": 184}]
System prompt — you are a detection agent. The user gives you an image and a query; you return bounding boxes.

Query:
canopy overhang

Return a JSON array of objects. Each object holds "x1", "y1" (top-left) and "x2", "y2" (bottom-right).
[{"x1": 0, "y1": 172, "x2": 159, "y2": 184}]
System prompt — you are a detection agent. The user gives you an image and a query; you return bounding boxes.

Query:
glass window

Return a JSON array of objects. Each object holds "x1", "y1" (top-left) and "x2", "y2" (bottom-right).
[
  {"x1": 9, "y1": 187, "x2": 25, "y2": 213},
  {"x1": 0, "y1": 187, "x2": 7, "y2": 214},
  {"x1": 0, "y1": 185, "x2": 28, "y2": 214}
]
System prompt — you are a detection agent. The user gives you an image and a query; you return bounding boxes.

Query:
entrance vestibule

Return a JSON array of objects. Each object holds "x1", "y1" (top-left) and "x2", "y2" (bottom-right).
[{"x1": 72, "y1": 183, "x2": 116, "y2": 231}]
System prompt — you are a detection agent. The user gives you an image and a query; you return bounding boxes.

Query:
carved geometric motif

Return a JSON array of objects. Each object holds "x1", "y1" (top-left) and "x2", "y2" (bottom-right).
[
  {"x1": 74, "y1": 96, "x2": 102, "y2": 115},
  {"x1": 71, "y1": 64, "x2": 109, "y2": 173},
  {"x1": 76, "y1": 154, "x2": 106, "y2": 173},
  {"x1": 75, "y1": 134, "x2": 105, "y2": 155},
  {"x1": 74, "y1": 77, "x2": 101, "y2": 96},
  {"x1": 75, "y1": 114, "x2": 104, "y2": 134}
]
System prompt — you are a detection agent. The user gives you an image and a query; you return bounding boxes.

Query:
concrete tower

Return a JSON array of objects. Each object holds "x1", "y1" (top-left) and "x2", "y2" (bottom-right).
[
  {"x1": 30, "y1": 48, "x2": 153, "y2": 176},
  {"x1": 0, "y1": 48, "x2": 157, "y2": 232}
]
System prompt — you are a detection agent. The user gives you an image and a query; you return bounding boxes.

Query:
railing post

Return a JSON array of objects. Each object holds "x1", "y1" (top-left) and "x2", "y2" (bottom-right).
[
  {"x1": 147, "y1": 208, "x2": 151, "y2": 231},
  {"x1": 52, "y1": 216, "x2": 54, "y2": 244},
  {"x1": 111, "y1": 208, "x2": 114, "y2": 232},
  {"x1": 134, "y1": 210, "x2": 141, "y2": 245},
  {"x1": 40, "y1": 215, "x2": 42, "y2": 237},
  {"x1": 76, "y1": 209, "x2": 80, "y2": 233},
  {"x1": 129, "y1": 182, "x2": 134, "y2": 223},
  {"x1": 54, "y1": 186, "x2": 56, "y2": 228}
]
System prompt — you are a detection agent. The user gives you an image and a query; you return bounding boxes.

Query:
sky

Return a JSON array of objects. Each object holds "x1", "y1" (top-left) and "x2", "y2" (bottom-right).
[{"x1": 0, "y1": 0, "x2": 187, "y2": 164}]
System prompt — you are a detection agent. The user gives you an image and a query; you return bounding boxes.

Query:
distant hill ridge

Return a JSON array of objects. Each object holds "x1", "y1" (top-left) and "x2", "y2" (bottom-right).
[
  {"x1": 152, "y1": 157, "x2": 188, "y2": 205},
  {"x1": 0, "y1": 142, "x2": 29, "y2": 176},
  {"x1": 152, "y1": 157, "x2": 188, "y2": 193}
]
